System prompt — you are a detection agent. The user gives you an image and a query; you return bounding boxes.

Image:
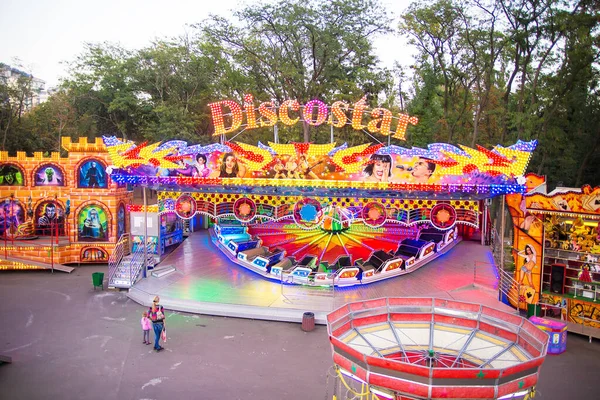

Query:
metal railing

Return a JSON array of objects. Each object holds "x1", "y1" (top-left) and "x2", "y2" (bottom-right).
[
  {"x1": 280, "y1": 268, "x2": 336, "y2": 309},
  {"x1": 498, "y1": 268, "x2": 528, "y2": 313},
  {"x1": 473, "y1": 260, "x2": 499, "y2": 290},
  {"x1": 108, "y1": 233, "x2": 131, "y2": 285},
  {"x1": 126, "y1": 239, "x2": 151, "y2": 286}
]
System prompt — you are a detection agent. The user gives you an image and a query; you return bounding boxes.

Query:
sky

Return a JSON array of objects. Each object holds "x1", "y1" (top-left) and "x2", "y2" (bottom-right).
[{"x1": 0, "y1": 0, "x2": 415, "y2": 89}]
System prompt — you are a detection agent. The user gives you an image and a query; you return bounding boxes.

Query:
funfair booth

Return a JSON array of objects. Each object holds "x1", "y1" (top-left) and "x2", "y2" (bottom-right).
[
  {"x1": 103, "y1": 94, "x2": 536, "y2": 288},
  {"x1": 506, "y1": 175, "x2": 600, "y2": 339}
]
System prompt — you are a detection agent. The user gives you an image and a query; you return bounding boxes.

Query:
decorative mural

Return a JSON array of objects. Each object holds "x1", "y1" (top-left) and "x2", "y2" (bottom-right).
[
  {"x1": 0, "y1": 198, "x2": 25, "y2": 236},
  {"x1": 78, "y1": 205, "x2": 108, "y2": 241},
  {"x1": 35, "y1": 201, "x2": 65, "y2": 236},
  {"x1": 0, "y1": 164, "x2": 24, "y2": 186},
  {"x1": 117, "y1": 203, "x2": 126, "y2": 238},
  {"x1": 34, "y1": 164, "x2": 65, "y2": 186},
  {"x1": 80, "y1": 247, "x2": 109, "y2": 262},
  {"x1": 103, "y1": 137, "x2": 535, "y2": 195},
  {"x1": 78, "y1": 159, "x2": 107, "y2": 188},
  {"x1": 506, "y1": 185, "x2": 545, "y2": 308},
  {"x1": 526, "y1": 185, "x2": 600, "y2": 215},
  {"x1": 540, "y1": 293, "x2": 600, "y2": 329}
]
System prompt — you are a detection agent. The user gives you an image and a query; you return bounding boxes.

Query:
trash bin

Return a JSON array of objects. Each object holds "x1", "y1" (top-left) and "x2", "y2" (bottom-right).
[
  {"x1": 301, "y1": 312, "x2": 315, "y2": 332},
  {"x1": 527, "y1": 303, "x2": 541, "y2": 318},
  {"x1": 529, "y1": 316, "x2": 567, "y2": 354},
  {"x1": 92, "y1": 272, "x2": 104, "y2": 290}
]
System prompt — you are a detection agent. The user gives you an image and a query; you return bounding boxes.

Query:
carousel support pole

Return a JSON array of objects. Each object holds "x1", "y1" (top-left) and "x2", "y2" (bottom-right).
[
  {"x1": 3, "y1": 200, "x2": 7, "y2": 259},
  {"x1": 274, "y1": 123, "x2": 279, "y2": 144},
  {"x1": 10, "y1": 196, "x2": 15, "y2": 246},
  {"x1": 143, "y1": 186, "x2": 148, "y2": 279},
  {"x1": 500, "y1": 195, "x2": 506, "y2": 272},
  {"x1": 50, "y1": 217, "x2": 54, "y2": 274},
  {"x1": 481, "y1": 200, "x2": 486, "y2": 246},
  {"x1": 54, "y1": 197, "x2": 59, "y2": 245}
]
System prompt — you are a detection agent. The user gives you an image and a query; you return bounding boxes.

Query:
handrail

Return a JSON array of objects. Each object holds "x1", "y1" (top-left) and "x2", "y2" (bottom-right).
[
  {"x1": 108, "y1": 233, "x2": 131, "y2": 284},
  {"x1": 498, "y1": 268, "x2": 527, "y2": 314},
  {"x1": 127, "y1": 238, "x2": 152, "y2": 286}
]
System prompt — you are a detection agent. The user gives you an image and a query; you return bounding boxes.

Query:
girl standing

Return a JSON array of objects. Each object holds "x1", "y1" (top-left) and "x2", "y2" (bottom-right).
[{"x1": 141, "y1": 311, "x2": 152, "y2": 345}]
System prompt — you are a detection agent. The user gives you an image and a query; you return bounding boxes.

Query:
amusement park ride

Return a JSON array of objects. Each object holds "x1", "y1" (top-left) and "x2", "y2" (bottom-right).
[{"x1": 101, "y1": 111, "x2": 534, "y2": 287}]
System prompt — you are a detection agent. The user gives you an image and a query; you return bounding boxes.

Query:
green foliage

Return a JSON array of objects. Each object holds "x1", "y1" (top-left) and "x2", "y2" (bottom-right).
[{"x1": 201, "y1": 0, "x2": 394, "y2": 142}]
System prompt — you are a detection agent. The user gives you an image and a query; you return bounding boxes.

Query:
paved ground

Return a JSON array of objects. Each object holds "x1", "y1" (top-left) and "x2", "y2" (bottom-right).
[{"x1": 1, "y1": 267, "x2": 599, "y2": 400}]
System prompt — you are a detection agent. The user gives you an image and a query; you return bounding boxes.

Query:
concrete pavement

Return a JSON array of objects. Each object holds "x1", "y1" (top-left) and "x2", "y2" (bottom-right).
[{"x1": 1, "y1": 267, "x2": 599, "y2": 400}]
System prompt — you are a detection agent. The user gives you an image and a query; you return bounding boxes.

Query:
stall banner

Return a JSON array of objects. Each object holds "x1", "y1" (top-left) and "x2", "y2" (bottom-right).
[
  {"x1": 540, "y1": 293, "x2": 600, "y2": 329},
  {"x1": 103, "y1": 137, "x2": 536, "y2": 187},
  {"x1": 526, "y1": 185, "x2": 600, "y2": 216},
  {"x1": 507, "y1": 192, "x2": 544, "y2": 309}
]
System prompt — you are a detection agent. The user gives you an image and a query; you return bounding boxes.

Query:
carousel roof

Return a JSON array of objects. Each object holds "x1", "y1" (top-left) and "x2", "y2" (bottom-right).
[{"x1": 104, "y1": 137, "x2": 535, "y2": 200}]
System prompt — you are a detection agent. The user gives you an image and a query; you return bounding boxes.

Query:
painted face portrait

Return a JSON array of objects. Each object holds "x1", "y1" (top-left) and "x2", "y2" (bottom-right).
[
  {"x1": 79, "y1": 206, "x2": 107, "y2": 241},
  {"x1": 410, "y1": 159, "x2": 436, "y2": 183},
  {"x1": 363, "y1": 154, "x2": 392, "y2": 183},
  {"x1": 35, "y1": 165, "x2": 64, "y2": 186}
]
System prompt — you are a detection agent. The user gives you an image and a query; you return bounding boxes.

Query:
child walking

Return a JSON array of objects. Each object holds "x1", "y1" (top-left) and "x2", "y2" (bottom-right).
[{"x1": 141, "y1": 311, "x2": 152, "y2": 345}]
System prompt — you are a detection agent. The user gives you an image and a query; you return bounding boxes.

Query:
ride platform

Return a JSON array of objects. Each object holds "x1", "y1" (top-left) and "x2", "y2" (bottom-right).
[{"x1": 127, "y1": 231, "x2": 511, "y2": 324}]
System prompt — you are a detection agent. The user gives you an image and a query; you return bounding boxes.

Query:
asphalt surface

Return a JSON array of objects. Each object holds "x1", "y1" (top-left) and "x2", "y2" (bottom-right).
[{"x1": 1, "y1": 267, "x2": 599, "y2": 400}]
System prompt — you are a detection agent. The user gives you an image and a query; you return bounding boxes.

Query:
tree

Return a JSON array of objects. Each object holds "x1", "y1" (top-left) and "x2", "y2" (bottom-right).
[
  {"x1": 201, "y1": 0, "x2": 394, "y2": 142},
  {"x1": 0, "y1": 63, "x2": 36, "y2": 151},
  {"x1": 63, "y1": 43, "x2": 142, "y2": 140}
]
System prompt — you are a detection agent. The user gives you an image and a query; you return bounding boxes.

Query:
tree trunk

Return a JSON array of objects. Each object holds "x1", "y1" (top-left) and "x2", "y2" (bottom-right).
[
  {"x1": 2, "y1": 114, "x2": 12, "y2": 151},
  {"x1": 575, "y1": 131, "x2": 600, "y2": 186},
  {"x1": 302, "y1": 121, "x2": 310, "y2": 143}
]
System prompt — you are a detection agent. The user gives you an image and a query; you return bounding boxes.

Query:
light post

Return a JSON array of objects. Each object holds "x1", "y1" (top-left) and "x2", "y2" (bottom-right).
[
  {"x1": 143, "y1": 186, "x2": 148, "y2": 279},
  {"x1": 49, "y1": 200, "x2": 54, "y2": 274},
  {"x1": 65, "y1": 199, "x2": 70, "y2": 243},
  {"x1": 3, "y1": 198, "x2": 8, "y2": 259}
]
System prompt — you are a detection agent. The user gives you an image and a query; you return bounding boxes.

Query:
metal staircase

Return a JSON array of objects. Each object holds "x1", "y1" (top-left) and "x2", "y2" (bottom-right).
[{"x1": 108, "y1": 234, "x2": 153, "y2": 289}]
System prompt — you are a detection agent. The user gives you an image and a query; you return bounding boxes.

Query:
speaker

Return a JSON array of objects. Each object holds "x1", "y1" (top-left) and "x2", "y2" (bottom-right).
[{"x1": 550, "y1": 264, "x2": 566, "y2": 294}]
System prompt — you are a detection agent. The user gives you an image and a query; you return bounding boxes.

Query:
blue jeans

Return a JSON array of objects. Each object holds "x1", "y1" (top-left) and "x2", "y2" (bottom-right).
[
  {"x1": 143, "y1": 329, "x2": 150, "y2": 343},
  {"x1": 153, "y1": 323, "x2": 163, "y2": 350}
]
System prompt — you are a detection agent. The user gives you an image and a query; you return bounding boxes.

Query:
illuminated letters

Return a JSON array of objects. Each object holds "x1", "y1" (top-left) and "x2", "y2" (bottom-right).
[
  {"x1": 329, "y1": 101, "x2": 348, "y2": 128},
  {"x1": 209, "y1": 100, "x2": 243, "y2": 136},
  {"x1": 351, "y1": 97, "x2": 368, "y2": 130},
  {"x1": 208, "y1": 94, "x2": 418, "y2": 139},
  {"x1": 302, "y1": 99, "x2": 328, "y2": 126},
  {"x1": 394, "y1": 114, "x2": 419, "y2": 140},
  {"x1": 258, "y1": 101, "x2": 278, "y2": 127},
  {"x1": 279, "y1": 100, "x2": 300, "y2": 125},
  {"x1": 367, "y1": 108, "x2": 393, "y2": 136},
  {"x1": 244, "y1": 94, "x2": 259, "y2": 129}
]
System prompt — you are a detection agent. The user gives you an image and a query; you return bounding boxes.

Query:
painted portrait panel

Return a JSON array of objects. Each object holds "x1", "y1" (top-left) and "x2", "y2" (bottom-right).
[
  {"x1": 78, "y1": 205, "x2": 108, "y2": 241},
  {"x1": 78, "y1": 159, "x2": 107, "y2": 188},
  {"x1": 34, "y1": 164, "x2": 65, "y2": 186}
]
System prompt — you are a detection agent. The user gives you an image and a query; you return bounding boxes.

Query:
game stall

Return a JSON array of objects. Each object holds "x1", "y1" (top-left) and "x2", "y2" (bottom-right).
[{"x1": 507, "y1": 176, "x2": 600, "y2": 337}]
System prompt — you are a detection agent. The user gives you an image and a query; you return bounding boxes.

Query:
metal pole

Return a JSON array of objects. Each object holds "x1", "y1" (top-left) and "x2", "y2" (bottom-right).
[
  {"x1": 143, "y1": 186, "x2": 148, "y2": 279},
  {"x1": 50, "y1": 216, "x2": 54, "y2": 274},
  {"x1": 3, "y1": 204, "x2": 6, "y2": 259},
  {"x1": 500, "y1": 195, "x2": 506, "y2": 272},
  {"x1": 10, "y1": 198, "x2": 14, "y2": 246},
  {"x1": 274, "y1": 123, "x2": 279, "y2": 144},
  {"x1": 481, "y1": 201, "x2": 486, "y2": 246},
  {"x1": 330, "y1": 124, "x2": 334, "y2": 144}
]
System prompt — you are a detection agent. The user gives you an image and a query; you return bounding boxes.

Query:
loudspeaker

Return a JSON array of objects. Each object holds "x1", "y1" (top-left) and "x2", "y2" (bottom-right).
[{"x1": 550, "y1": 264, "x2": 566, "y2": 294}]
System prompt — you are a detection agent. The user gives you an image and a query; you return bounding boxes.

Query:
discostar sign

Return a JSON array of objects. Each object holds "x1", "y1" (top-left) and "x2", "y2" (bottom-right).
[{"x1": 209, "y1": 94, "x2": 418, "y2": 140}]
